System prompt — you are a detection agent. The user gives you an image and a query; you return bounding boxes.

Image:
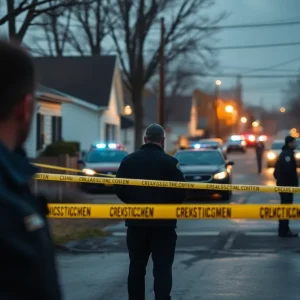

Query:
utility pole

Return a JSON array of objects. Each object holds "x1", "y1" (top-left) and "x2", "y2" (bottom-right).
[
  {"x1": 158, "y1": 17, "x2": 165, "y2": 127},
  {"x1": 214, "y1": 81, "x2": 221, "y2": 138}
]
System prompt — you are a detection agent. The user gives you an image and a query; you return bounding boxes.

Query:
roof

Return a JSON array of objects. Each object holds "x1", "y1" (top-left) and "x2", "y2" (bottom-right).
[
  {"x1": 34, "y1": 56, "x2": 117, "y2": 107},
  {"x1": 121, "y1": 116, "x2": 135, "y2": 129}
]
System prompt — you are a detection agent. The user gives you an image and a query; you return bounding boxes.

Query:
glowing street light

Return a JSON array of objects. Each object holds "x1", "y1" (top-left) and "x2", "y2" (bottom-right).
[
  {"x1": 225, "y1": 105, "x2": 234, "y2": 113},
  {"x1": 215, "y1": 80, "x2": 221, "y2": 86},
  {"x1": 252, "y1": 121, "x2": 259, "y2": 127},
  {"x1": 280, "y1": 107, "x2": 286, "y2": 113},
  {"x1": 124, "y1": 105, "x2": 132, "y2": 115},
  {"x1": 241, "y1": 117, "x2": 247, "y2": 123}
]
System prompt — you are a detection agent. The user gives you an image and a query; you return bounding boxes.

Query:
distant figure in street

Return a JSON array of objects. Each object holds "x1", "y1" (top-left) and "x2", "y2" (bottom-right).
[
  {"x1": 115, "y1": 123, "x2": 186, "y2": 300},
  {"x1": 274, "y1": 136, "x2": 298, "y2": 237},
  {"x1": 255, "y1": 140, "x2": 265, "y2": 173},
  {"x1": 0, "y1": 39, "x2": 61, "y2": 299}
]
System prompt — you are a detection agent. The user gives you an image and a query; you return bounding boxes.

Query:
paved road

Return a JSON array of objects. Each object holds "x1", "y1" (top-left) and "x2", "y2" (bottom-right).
[{"x1": 57, "y1": 150, "x2": 300, "y2": 300}]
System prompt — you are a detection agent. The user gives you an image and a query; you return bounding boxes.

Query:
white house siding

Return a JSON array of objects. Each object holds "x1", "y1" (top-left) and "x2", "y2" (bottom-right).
[
  {"x1": 101, "y1": 85, "x2": 121, "y2": 143},
  {"x1": 62, "y1": 103, "x2": 99, "y2": 153},
  {"x1": 120, "y1": 128, "x2": 135, "y2": 153},
  {"x1": 24, "y1": 101, "x2": 61, "y2": 158}
]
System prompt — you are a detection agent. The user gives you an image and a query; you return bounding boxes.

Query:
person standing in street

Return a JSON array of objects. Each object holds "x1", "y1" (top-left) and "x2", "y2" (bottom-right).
[
  {"x1": 0, "y1": 40, "x2": 62, "y2": 299},
  {"x1": 255, "y1": 140, "x2": 265, "y2": 173},
  {"x1": 115, "y1": 123, "x2": 186, "y2": 300},
  {"x1": 274, "y1": 136, "x2": 298, "y2": 237}
]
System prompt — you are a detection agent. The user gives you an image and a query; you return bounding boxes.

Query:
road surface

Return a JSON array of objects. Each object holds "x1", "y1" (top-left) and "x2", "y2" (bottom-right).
[{"x1": 57, "y1": 150, "x2": 300, "y2": 299}]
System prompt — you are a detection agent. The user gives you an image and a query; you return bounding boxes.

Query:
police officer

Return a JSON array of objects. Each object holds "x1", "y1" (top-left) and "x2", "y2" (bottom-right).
[
  {"x1": 255, "y1": 140, "x2": 265, "y2": 173},
  {"x1": 115, "y1": 123, "x2": 186, "y2": 300},
  {"x1": 0, "y1": 40, "x2": 61, "y2": 298},
  {"x1": 274, "y1": 136, "x2": 298, "y2": 237}
]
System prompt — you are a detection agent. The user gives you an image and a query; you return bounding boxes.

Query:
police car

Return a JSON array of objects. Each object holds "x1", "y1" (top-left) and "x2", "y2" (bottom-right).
[
  {"x1": 174, "y1": 148, "x2": 234, "y2": 201},
  {"x1": 78, "y1": 143, "x2": 128, "y2": 192}
]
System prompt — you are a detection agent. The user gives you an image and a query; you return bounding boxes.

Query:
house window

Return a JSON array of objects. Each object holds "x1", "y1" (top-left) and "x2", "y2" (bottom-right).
[
  {"x1": 36, "y1": 113, "x2": 45, "y2": 151},
  {"x1": 52, "y1": 116, "x2": 62, "y2": 143}
]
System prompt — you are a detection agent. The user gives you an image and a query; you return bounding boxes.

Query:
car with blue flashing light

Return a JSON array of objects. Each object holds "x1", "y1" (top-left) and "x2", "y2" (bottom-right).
[
  {"x1": 192, "y1": 138, "x2": 223, "y2": 150},
  {"x1": 174, "y1": 148, "x2": 234, "y2": 201},
  {"x1": 78, "y1": 143, "x2": 128, "y2": 193},
  {"x1": 223, "y1": 135, "x2": 247, "y2": 153}
]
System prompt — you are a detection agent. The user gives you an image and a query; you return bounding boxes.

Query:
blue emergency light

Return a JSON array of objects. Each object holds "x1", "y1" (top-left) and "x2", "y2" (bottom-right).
[
  {"x1": 193, "y1": 144, "x2": 201, "y2": 149},
  {"x1": 94, "y1": 143, "x2": 119, "y2": 149}
]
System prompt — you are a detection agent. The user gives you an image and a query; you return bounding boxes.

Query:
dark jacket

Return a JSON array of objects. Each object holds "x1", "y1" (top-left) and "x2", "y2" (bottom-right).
[
  {"x1": 0, "y1": 143, "x2": 61, "y2": 299},
  {"x1": 255, "y1": 142, "x2": 265, "y2": 157},
  {"x1": 115, "y1": 143, "x2": 186, "y2": 227},
  {"x1": 274, "y1": 145, "x2": 298, "y2": 187}
]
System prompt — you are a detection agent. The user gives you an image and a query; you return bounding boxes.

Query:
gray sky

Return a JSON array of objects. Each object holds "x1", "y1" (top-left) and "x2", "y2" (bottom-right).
[{"x1": 210, "y1": 0, "x2": 300, "y2": 109}]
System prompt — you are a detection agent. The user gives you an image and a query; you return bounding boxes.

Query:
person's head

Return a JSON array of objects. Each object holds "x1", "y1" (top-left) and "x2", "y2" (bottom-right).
[
  {"x1": 144, "y1": 123, "x2": 165, "y2": 149},
  {"x1": 285, "y1": 136, "x2": 297, "y2": 150},
  {"x1": 0, "y1": 39, "x2": 36, "y2": 150}
]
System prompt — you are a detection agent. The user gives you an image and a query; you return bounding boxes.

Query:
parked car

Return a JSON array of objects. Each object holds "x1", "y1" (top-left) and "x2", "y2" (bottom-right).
[
  {"x1": 78, "y1": 143, "x2": 128, "y2": 192},
  {"x1": 223, "y1": 135, "x2": 247, "y2": 153},
  {"x1": 175, "y1": 148, "x2": 234, "y2": 201}
]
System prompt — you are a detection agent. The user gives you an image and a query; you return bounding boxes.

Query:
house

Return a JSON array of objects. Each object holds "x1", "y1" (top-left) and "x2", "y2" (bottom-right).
[
  {"x1": 190, "y1": 88, "x2": 244, "y2": 139},
  {"x1": 33, "y1": 56, "x2": 125, "y2": 154},
  {"x1": 121, "y1": 87, "x2": 192, "y2": 152},
  {"x1": 25, "y1": 85, "x2": 72, "y2": 158}
]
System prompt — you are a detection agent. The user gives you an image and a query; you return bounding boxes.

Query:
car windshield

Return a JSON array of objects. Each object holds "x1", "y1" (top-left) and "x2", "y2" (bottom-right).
[
  {"x1": 271, "y1": 142, "x2": 283, "y2": 150},
  {"x1": 175, "y1": 151, "x2": 224, "y2": 166},
  {"x1": 200, "y1": 140, "x2": 219, "y2": 145},
  {"x1": 86, "y1": 150, "x2": 127, "y2": 163}
]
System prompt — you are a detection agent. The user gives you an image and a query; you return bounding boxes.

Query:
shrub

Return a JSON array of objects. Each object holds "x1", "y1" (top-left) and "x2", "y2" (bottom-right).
[{"x1": 40, "y1": 141, "x2": 80, "y2": 157}]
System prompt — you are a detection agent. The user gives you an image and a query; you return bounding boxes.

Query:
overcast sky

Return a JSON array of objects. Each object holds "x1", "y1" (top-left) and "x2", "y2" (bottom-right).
[
  {"x1": 2, "y1": 0, "x2": 300, "y2": 110},
  {"x1": 210, "y1": 0, "x2": 300, "y2": 109}
]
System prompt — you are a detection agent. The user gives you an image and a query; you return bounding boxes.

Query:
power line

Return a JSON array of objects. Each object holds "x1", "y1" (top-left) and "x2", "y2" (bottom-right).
[
  {"x1": 211, "y1": 41, "x2": 300, "y2": 50},
  {"x1": 187, "y1": 73, "x2": 300, "y2": 79},
  {"x1": 242, "y1": 55, "x2": 300, "y2": 74},
  {"x1": 160, "y1": 19, "x2": 300, "y2": 31}
]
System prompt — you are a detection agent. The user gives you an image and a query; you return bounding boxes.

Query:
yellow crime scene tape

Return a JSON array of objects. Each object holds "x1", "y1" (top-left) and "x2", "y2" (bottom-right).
[
  {"x1": 33, "y1": 163, "x2": 115, "y2": 177},
  {"x1": 35, "y1": 172, "x2": 300, "y2": 194},
  {"x1": 48, "y1": 204, "x2": 300, "y2": 220}
]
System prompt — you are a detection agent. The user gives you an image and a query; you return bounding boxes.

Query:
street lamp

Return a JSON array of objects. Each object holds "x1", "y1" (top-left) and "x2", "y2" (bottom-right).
[
  {"x1": 252, "y1": 121, "x2": 259, "y2": 127},
  {"x1": 124, "y1": 105, "x2": 132, "y2": 115},
  {"x1": 280, "y1": 107, "x2": 286, "y2": 113},
  {"x1": 225, "y1": 105, "x2": 234, "y2": 113},
  {"x1": 215, "y1": 80, "x2": 221, "y2": 86},
  {"x1": 241, "y1": 117, "x2": 247, "y2": 123}
]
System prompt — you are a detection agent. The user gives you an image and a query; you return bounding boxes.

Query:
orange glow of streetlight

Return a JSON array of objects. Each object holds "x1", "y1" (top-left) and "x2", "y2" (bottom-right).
[
  {"x1": 215, "y1": 80, "x2": 221, "y2": 86},
  {"x1": 225, "y1": 105, "x2": 234, "y2": 113},
  {"x1": 241, "y1": 117, "x2": 247, "y2": 123},
  {"x1": 280, "y1": 107, "x2": 286, "y2": 113},
  {"x1": 124, "y1": 105, "x2": 132, "y2": 115},
  {"x1": 252, "y1": 121, "x2": 259, "y2": 127}
]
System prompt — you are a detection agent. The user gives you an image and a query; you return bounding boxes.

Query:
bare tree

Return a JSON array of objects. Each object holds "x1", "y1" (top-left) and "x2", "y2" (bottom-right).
[
  {"x1": 0, "y1": 0, "x2": 80, "y2": 42},
  {"x1": 30, "y1": 7, "x2": 73, "y2": 56},
  {"x1": 108, "y1": 0, "x2": 224, "y2": 149},
  {"x1": 283, "y1": 77, "x2": 300, "y2": 127},
  {"x1": 30, "y1": 0, "x2": 110, "y2": 56},
  {"x1": 67, "y1": 0, "x2": 109, "y2": 56},
  {"x1": 151, "y1": 66, "x2": 198, "y2": 97}
]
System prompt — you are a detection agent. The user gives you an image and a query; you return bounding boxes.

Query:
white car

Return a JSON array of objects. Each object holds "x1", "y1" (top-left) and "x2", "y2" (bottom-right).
[{"x1": 267, "y1": 139, "x2": 300, "y2": 168}]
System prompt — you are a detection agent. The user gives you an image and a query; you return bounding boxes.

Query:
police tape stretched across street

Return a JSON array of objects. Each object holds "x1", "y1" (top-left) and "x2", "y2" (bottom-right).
[
  {"x1": 35, "y1": 172, "x2": 300, "y2": 194},
  {"x1": 47, "y1": 204, "x2": 300, "y2": 220}
]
